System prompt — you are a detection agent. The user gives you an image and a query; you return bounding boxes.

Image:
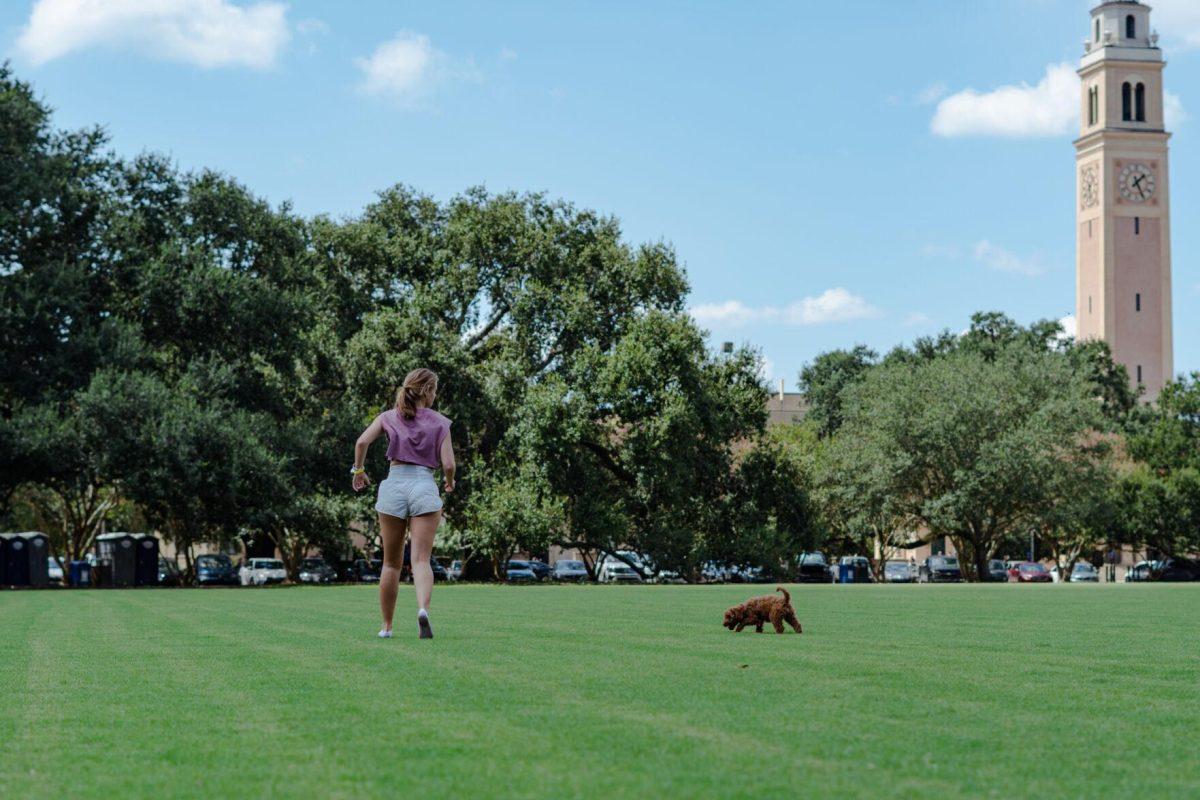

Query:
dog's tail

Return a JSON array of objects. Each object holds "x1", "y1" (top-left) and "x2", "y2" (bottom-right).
[{"x1": 776, "y1": 586, "x2": 790, "y2": 605}]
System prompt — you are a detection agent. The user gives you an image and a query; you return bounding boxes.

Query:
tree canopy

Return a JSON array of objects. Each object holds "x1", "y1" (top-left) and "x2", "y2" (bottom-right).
[{"x1": 1, "y1": 66, "x2": 801, "y2": 580}]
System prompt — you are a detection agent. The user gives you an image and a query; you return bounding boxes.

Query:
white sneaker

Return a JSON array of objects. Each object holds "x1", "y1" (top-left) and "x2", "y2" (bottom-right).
[{"x1": 378, "y1": 629, "x2": 393, "y2": 639}]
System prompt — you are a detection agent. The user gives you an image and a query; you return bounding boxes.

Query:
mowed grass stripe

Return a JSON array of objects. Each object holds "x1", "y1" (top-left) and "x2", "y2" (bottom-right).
[{"x1": 1, "y1": 585, "x2": 1197, "y2": 798}]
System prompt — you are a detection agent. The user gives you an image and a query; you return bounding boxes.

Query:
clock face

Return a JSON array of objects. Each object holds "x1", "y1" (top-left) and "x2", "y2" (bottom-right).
[
  {"x1": 1080, "y1": 164, "x2": 1099, "y2": 209},
  {"x1": 1119, "y1": 163, "x2": 1156, "y2": 203}
]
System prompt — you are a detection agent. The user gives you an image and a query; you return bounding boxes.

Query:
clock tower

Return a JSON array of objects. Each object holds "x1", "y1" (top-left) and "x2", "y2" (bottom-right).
[{"x1": 1076, "y1": 1, "x2": 1173, "y2": 401}]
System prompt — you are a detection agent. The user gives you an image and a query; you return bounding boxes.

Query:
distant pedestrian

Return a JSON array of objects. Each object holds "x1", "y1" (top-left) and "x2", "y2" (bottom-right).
[{"x1": 351, "y1": 368, "x2": 456, "y2": 639}]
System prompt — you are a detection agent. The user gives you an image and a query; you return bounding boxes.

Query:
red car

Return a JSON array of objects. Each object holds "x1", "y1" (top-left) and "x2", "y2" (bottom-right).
[{"x1": 1008, "y1": 561, "x2": 1052, "y2": 583}]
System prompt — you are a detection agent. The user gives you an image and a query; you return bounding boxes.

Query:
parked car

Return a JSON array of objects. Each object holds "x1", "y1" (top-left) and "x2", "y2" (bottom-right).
[
  {"x1": 1008, "y1": 561, "x2": 1052, "y2": 583},
  {"x1": 796, "y1": 552, "x2": 830, "y2": 583},
  {"x1": 830, "y1": 556, "x2": 872, "y2": 583},
  {"x1": 506, "y1": 560, "x2": 538, "y2": 582},
  {"x1": 918, "y1": 555, "x2": 963, "y2": 583},
  {"x1": 239, "y1": 558, "x2": 287, "y2": 586},
  {"x1": 553, "y1": 559, "x2": 590, "y2": 582},
  {"x1": 603, "y1": 551, "x2": 651, "y2": 575},
  {"x1": 333, "y1": 559, "x2": 359, "y2": 582},
  {"x1": 1069, "y1": 562, "x2": 1100, "y2": 582},
  {"x1": 1126, "y1": 560, "x2": 1154, "y2": 582},
  {"x1": 729, "y1": 565, "x2": 771, "y2": 584},
  {"x1": 527, "y1": 559, "x2": 553, "y2": 581},
  {"x1": 448, "y1": 560, "x2": 464, "y2": 581},
  {"x1": 701, "y1": 561, "x2": 732, "y2": 583},
  {"x1": 1150, "y1": 557, "x2": 1200, "y2": 582},
  {"x1": 986, "y1": 559, "x2": 1009, "y2": 582},
  {"x1": 298, "y1": 557, "x2": 335, "y2": 584},
  {"x1": 158, "y1": 557, "x2": 182, "y2": 587},
  {"x1": 597, "y1": 561, "x2": 643, "y2": 584},
  {"x1": 47, "y1": 557, "x2": 64, "y2": 585},
  {"x1": 353, "y1": 559, "x2": 382, "y2": 583},
  {"x1": 429, "y1": 560, "x2": 449, "y2": 582},
  {"x1": 883, "y1": 560, "x2": 916, "y2": 583},
  {"x1": 196, "y1": 554, "x2": 239, "y2": 586}
]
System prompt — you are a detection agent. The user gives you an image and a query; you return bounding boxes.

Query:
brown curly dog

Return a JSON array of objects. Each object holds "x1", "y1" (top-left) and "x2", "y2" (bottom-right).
[{"x1": 723, "y1": 587, "x2": 803, "y2": 634}]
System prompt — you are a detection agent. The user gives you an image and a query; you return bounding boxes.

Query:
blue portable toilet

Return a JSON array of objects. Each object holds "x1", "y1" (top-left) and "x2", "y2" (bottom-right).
[
  {"x1": 96, "y1": 533, "x2": 137, "y2": 587},
  {"x1": 132, "y1": 535, "x2": 160, "y2": 586},
  {"x1": 24, "y1": 533, "x2": 49, "y2": 587},
  {"x1": 0, "y1": 532, "x2": 49, "y2": 586},
  {"x1": 69, "y1": 560, "x2": 92, "y2": 587},
  {"x1": 1, "y1": 533, "x2": 31, "y2": 585}
]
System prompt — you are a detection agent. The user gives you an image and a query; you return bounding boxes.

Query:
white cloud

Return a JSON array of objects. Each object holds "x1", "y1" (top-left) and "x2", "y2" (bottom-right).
[
  {"x1": 357, "y1": 31, "x2": 438, "y2": 99},
  {"x1": 787, "y1": 288, "x2": 882, "y2": 325},
  {"x1": 886, "y1": 81, "x2": 947, "y2": 108},
  {"x1": 16, "y1": 0, "x2": 290, "y2": 69},
  {"x1": 295, "y1": 17, "x2": 328, "y2": 56},
  {"x1": 1151, "y1": 0, "x2": 1200, "y2": 49},
  {"x1": 1165, "y1": 91, "x2": 1188, "y2": 129},
  {"x1": 356, "y1": 30, "x2": 476, "y2": 103},
  {"x1": 296, "y1": 18, "x2": 329, "y2": 36},
  {"x1": 690, "y1": 288, "x2": 881, "y2": 328},
  {"x1": 972, "y1": 240, "x2": 1046, "y2": 277},
  {"x1": 499, "y1": 47, "x2": 518, "y2": 62},
  {"x1": 757, "y1": 356, "x2": 776, "y2": 383},
  {"x1": 917, "y1": 82, "x2": 948, "y2": 105},
  {"x1": 903, "y1": 312, "x2": 934, "y2": 327},
  {"x1": 690, "y1": 300, "x2": 761, "y2": 327},
  {"x1": 925, "y1": 239, "x2": 1050, "y2": 278},
  {"x1": 933, "y1": 60, "x2": 1187, "y2": 137},
  {"x1": 1057, "y1": 314, "x2": 1077, "y2": 341},
  {"x1": 932, "y1": 63, "x2": 1078, "y2": 138}
]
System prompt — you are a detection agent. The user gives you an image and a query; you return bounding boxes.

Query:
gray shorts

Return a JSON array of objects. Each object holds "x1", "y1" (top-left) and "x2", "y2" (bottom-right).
[{"x1": 375, "y1": 465, "x2": 443, "y2": 519}]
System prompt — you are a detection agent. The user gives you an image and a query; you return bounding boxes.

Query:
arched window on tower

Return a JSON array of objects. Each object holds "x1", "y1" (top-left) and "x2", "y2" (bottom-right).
[
  {"x1": 1135, "y1": 83, "x2": 1146, "y2": 122},
  {"x1": 1122, "y1": 82, "x2": 1133, "y2": 121},
  {"x1": 1126, "y1": 15, "x2": 1136, "y2": 40},
  {"x1": 1095, "y1": 19, "x2": 1101, "y2": 42},
  {"x1": 1089, "y1": 87, "x2": 1099, "y2": 126}
]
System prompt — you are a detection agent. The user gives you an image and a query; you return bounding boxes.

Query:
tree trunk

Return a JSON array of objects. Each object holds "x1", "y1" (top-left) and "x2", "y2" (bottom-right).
[
  {"x1": 182, "y1": 537, "x2": 196, "y2": 586},
  {"x1": 973, "y1": 547, "x2": 989, "y2": 584},
  {"x1": 871, "y1": 529, "x2": 888, "y2": 581},
  {"x1": 951, "y1": 534, "x2": 986, "y2": 582},
  {"x1": 271, "y1": 526, "x2": 304, "y2": 582}
]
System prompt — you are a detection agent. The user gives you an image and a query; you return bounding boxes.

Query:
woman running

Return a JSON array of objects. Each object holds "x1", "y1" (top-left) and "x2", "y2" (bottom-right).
[{"x1": 351, "y1": 368, "x2": 455, "y2": 639}]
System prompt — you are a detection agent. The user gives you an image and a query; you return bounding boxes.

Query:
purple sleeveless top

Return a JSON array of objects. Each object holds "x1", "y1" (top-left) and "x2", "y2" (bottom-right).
[{"x1": 381, "y1": 407, "x2": 451, "y2": 469}]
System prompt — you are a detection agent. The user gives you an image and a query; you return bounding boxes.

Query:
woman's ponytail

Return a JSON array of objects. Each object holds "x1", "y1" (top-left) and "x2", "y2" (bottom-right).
[{"x1": 395, "y1": 368, "x2": 439, "y2": 419}]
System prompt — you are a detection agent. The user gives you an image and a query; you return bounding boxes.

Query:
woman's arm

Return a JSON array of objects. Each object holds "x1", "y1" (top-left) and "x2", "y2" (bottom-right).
[
  {"x1": 439, "y1": 432, "x2": 456, "y2": 493},
  {"x1": 352, "y1": 415, "x2": 384, "y2": 491}
]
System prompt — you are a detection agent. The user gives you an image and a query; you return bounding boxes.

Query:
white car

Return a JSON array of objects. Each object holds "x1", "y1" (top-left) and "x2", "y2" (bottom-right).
[
  {"x1": 47, "y1": 558, "x2": 64, "y2": 584},
  {"x1": 239, "y1": 558, "x2": 287, "y2": 586},
  {"x1": 598, "y1": 562, "x2": 643, "y2": 584}
]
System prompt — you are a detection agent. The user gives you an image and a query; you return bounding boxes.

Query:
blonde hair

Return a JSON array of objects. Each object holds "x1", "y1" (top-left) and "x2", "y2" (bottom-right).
[{"x1": 396, "y1": 368, "x2": 438, "y2": 419}]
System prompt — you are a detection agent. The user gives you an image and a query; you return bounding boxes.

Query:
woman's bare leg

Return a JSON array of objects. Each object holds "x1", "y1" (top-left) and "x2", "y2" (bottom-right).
[
  {"x1": 378, "y1": 512, "x2": 408, "y2": 632},
  {"x1": 408, "y1": 509, "x2": 441, "y2": 614}
]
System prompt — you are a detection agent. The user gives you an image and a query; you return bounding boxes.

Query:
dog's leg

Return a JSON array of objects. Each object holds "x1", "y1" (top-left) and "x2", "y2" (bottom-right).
[
  {"x1": 755, "y1": 621, "x2": 764, "y2": 633},
  {"x1": 734, "y1": 620, "x2": 747, "y2": 633},
  {"x1": 784, "y1": 610, "x2": 803, "y2": 634},
  {"x1": 770, "y1": 610, "x2": 785, "y2": 634}
]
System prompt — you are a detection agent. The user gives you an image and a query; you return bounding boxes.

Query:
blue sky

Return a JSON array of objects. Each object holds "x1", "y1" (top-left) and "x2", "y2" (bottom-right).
[{"x1": 3, "y1": 0, "x2": 1197, "y2": 387}]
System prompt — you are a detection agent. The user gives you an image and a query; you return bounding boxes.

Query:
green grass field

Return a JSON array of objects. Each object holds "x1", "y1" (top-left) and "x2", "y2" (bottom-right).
[{"x1": 2, "y1": 584, "x2": 1197, "y2": 799}]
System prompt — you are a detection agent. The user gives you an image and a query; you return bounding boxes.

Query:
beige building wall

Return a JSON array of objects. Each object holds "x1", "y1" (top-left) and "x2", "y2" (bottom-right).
[{"x1": 1075, "y1": 2, "x2": 1173, "y2": 402}]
